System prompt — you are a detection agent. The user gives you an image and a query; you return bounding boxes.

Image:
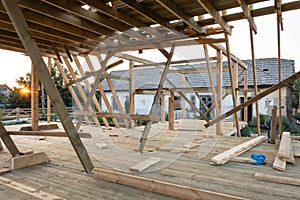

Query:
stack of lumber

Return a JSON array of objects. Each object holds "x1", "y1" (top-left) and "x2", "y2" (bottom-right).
[{"x1": 273, "y1": 132, "x2": 295, "y2": 171}]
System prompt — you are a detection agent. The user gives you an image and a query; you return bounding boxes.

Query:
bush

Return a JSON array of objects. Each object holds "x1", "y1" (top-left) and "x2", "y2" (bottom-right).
[{"x1": 241, "y1": 125, "x2": 251, "y2": 137}]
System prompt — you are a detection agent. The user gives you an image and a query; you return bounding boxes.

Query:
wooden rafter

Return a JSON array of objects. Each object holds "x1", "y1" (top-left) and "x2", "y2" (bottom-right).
[
  {"x1": 155, "y1": 0, "x2": 205, "y2": 34},
  {"x1": 196, "y1": 0, "x2": 232, "y2": 34},
  {"x1": 237, "y1": 0, "x2": 257, "y2": 33}
]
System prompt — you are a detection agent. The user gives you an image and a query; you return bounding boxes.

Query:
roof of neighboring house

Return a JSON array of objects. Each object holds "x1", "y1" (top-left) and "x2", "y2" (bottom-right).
[
  {"x1": 0, "y1": 84, "x2": 11, "y2": 92},
  {"x1": 101, "y1": 58, "x2": 295, "y2": 91}
]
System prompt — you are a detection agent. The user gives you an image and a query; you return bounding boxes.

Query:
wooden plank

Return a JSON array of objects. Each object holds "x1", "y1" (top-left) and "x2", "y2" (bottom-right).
[
  {"x1": 168, "y1": 91, "x2": 174, "y2": 131},
  {"x1": 0, "y1": 176, "x2": 65, "y2": 200},
  {"x1": 211, "y1": 136, "x2": 267, "y2": 165},
  {"x1": 156, "y1": 147, "x2": 189, "y2": 153},
  {"x1": 272, "y1": 155, "x2": 286, "y2": 172},
  {"x1": 93, "y1": 168, "x2": 247, "y2": 200},
  {"x1": 277, "y1": 5, "x2": 283, "y2": 139},
  {"x1": 282, "y1": 139, "x2": 295, "y2": 164},
  {"x1": 204, "y1": 70, "x2": 300, "y2": 128},
  {"x1": 277, "y1": 132, "x2": 290, "y2": 159},
  {"x1": 216, "y1": 49, "x2": 223, "y2": 135},
  {"x1": 237, "y1": 0, "x2": 257, "y2": 33},
  {"x1": 254, "y1": 173, "x2": 300, "y2": 186},
  {"x1": 11, "y1": 152, "x2": 50, "y2": 170},
  {"x1": 0, "y1": 168, "x2": 10, "y2": 174},
  {"x1": 129, "y1": 157, "x2": 161, "y2": 172},
  {"x1": 47, "y1": 57, "x2": 51, "y2": 123},
  {"x1": 292, "y1": 140, "x2": 300, "y2": 157},
  {"x1": 129, "y1": 60, "x2": 135, "y2": 128},
  {"x1": 0, "y1": 122, "x2": 19, "y2": 156},
  {"x1": 230, "y1": 157, "x2": 256, "y2": 164},
  {"x1": 7, "y1": 131, "x2": 91, "y2": 138}
]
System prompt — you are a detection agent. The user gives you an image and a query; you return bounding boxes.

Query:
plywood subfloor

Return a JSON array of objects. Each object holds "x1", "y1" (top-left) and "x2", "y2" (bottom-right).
[{"x1": 1, "y1": 119, "x2": 300, "y2": 200}]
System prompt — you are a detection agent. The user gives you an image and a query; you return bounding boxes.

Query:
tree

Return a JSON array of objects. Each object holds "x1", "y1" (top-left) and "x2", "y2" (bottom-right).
[{"x1": 292, "y1": 78, "x2": 300, "y2": 112}]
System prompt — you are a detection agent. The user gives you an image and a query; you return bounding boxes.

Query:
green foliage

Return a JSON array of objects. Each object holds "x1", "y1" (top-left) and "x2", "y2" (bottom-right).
[
  {"x1": 241, "y1": 125, "x2": 251, "y2": 137},
  {"x1": 292, "y1": 78, "x2": 300, "y2": 109},
  {"x1": 277, "y1": 116, "x2": 300, "y2": 135},
  {"x1": 294, "y1": 113, "x2": 300, "y2": 120}
]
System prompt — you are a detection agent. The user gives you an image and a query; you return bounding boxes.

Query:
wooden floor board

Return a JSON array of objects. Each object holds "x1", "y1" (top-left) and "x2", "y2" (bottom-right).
[{"x1": 1, "y1": 120, "x2": 300, "y2": 200}]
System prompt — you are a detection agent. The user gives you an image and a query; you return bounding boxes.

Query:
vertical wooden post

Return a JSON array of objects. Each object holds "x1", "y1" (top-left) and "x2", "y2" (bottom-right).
[
  {"x1": 82, "y1": 55, "x2": 117, "y2": 127},
  {"x1": 2, "y1": 0, "x2": 93, "y2": 172},
  {"x1": 63, "y1": 57, "x2": 101, "y2": 127},
  {"x1": 129, "y1": 60, "x2": 135, "y2": 128},
  {"x1": 270, "y1": 106, "x2": 277, "y2": 144},
  {"x1": 277, "y1": 7, "x2": 283, "y2": 139},
  {"x1": 225, "y1": 34, "x2": 241, "y2": 137},
  {"x1": 47, "y1": 58, "x2": 51, "y2": 123},
  {"x1": 216, "y1": 50, "x2": 223, "y2": 135},
  {"x1": 31, "y1": 62, "x2": 39, "y2": 131},
  {"x1": 243, "y1": 70, "x2": 248, "y2": 122},
  {"x1": 181, "y1": 75, "x2": 186, "y2": 119},
  {"x1": 161, "y1": 94, "x2": 165, "y2": 123},
  {"x1": 169, "y1": 91, "x2": 174, "y2": 130},
  {"x1": 233, "y1": 62, "x2": 238, "y2": 125},
  {"x1": 249, "y1": 26, "x2": 261, "y2": 136}
]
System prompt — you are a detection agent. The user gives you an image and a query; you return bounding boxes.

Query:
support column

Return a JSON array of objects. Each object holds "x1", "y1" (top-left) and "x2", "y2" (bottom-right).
[
  {"x1": 47, "y1": 58, "x2": 51, "y2": 123},
  {"x1": 31, "y1": 62, "x2": 39, "y2": 131},
  {"x1": 233, "y1": 62, "x2": 239, "y2": 125},
  {"x1": 169, "y1": 91, "x2": 174, "y2": 130},
  {"x1": 243, "y1": 70, "x2": 248, "y2": 122},
  {"x1": 129, "y1": 60, "x2": 135, "y2": 128},
  {"x1": 216, "y1": 50, "x2": 223, "y2": 135},
  {"x1": 249, "y1": 26, "x2": 261, "y2": 136},
  {"x1": 181, "y1": 75, "x2": 186, "y2": 119},
  {"x1": 161, "y1": 94, "x2": 165, "y2": 123}
]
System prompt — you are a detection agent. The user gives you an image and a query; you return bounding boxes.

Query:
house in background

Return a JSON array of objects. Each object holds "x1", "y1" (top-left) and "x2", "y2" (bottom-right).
[
  {"x1": 100, "y1": 58, "x2": 295, "y2": 122},
  {"x1": 0, "y1": 84, "x2": 12, "y2": 108}
]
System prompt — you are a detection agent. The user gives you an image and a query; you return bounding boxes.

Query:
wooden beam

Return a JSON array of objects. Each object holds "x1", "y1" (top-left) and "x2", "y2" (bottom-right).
[
  {"x1": 225, "y1": 34, "x2": 240, "y2": 136},
  {"x1": 249, "y1": 28, "x2": 260, "y2": 135},
  {"x1": 160, "y1": 94, "x2": 166, "y2": 123},
  {"x1": 277, "y1": 132, "x2": 290, "y2": 159},
  {"x1": 115, "y1": 52, "x2": 154, "y2": 64},
  {"x1": 230, "y1": 156, "x2": 256, "y2": 164},
  {"x1": 216, "y1": 49, "x2": 223, "y2": 135},
  {"x1": 8, "y1": 131, "x2": 91, "y2": 138},
  {"x1": 93, "y1": 168, "x2": 246, "y2": 200},
  {"x1": 30, "y1": 62, "x2": 39, "y2": 131},
  {"x1": 155, "y1": 0, "x2": 205, "y2": 34},
  {"x1": 168, "y1": 91, "x2": 174, "y2": 131},
  {"x1": 237, "y1": 1, "x2": 257, "y2": 34},
  {"x1": 139, "y1": 44, "x2": 175, "y2": 152},
  {"x1": 254, "y1": 173, "x2": 300, "y2": 187},
  {"x1": 211, "y1": 136, "x2": 267, "y2": 165},
  {"x1": 47, "y1": 57, "x2": 51, "y2": 123},
  {"x1": 243, "y1": 70, "x2": 248, "y2": 122},
  {"x1": 0, "y1": 122, "x2": 19, "y2": 156},
  {"x1": 11, "y1": 152, "x2": 50, "y2": 170},
  {"x1": 1, "y1": 0, "x2": 94, "y2": 172},
  {"x1": 277, "y1": 3, "x2": 283, "y2": 139},
  {"x1": 19, "y1": 123, "x2": 59, "y2": 131},
  {"x1": 196, "y1": 0, "x2": 232, "y2": 34},
  {"x1": 93, "y1": 112, "x2": 160, "y2": 122},
  {"x1": 204, "y1": 70, "x2": 300, "y2": 128},
  {"x1": 129, "y1": 60, "x2": 135, "y2": 128},
  {"x1": 203, "y1": 44, "x2": 219, "y2": 126},
  {"x1": 270, "y1": 106, "x2": 277, "y2": 144}
]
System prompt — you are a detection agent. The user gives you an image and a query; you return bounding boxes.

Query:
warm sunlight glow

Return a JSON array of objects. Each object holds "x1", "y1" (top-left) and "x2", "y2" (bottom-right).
[{"x1": 21, "y1": 88, "x2": 30, "y2": 94}]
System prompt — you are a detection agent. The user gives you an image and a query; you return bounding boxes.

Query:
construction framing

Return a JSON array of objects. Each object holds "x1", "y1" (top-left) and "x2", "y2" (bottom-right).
[{"x1": 0, "y1": 0, "x2": 299, "y2": 199}]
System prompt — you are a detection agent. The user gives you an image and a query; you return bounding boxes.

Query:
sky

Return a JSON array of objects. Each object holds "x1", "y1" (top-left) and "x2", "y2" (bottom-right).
[{"x1": 0, "y1": 2, "x2": 299, "y2": 88}]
